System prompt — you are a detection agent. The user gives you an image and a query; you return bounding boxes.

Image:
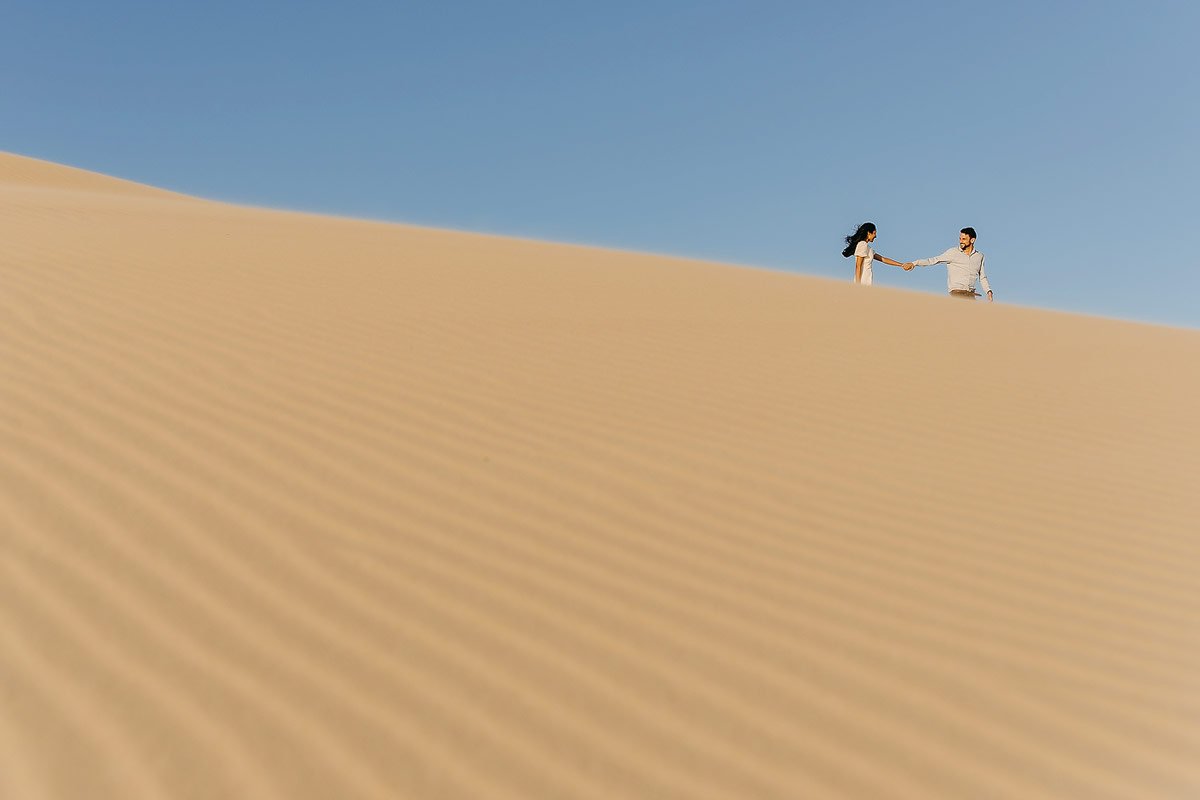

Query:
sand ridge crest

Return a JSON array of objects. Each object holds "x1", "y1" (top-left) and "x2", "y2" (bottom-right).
[{"x1": 0, "y1": 152, "x2": 192, "y2": 200}]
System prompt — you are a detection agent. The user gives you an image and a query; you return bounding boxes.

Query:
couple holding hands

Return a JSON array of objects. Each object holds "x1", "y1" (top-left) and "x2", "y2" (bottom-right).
[{"x1": 843, "y1": 222, "x2": 994, "y2": 302}]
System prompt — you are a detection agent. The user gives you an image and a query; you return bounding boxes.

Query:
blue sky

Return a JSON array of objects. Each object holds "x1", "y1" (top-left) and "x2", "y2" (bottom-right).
[{"x1": 4, "y1": 1, "x2": 1198, "y2": 327}]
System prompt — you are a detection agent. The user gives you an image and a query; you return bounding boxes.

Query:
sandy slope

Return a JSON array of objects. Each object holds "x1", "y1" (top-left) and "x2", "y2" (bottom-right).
[{"x1": 1, "y1": 151, "x2": 1198, "y2": 799}]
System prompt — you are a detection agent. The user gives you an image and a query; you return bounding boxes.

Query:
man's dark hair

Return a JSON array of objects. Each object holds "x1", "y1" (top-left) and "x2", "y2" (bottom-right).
[{"x1": 961, "y1": 227, "x2": 977, "y2": 239}]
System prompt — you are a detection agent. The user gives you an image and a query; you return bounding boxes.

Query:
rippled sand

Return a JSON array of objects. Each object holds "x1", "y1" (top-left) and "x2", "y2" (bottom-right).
[{"x1": 2, "y1": 152, "x2": 1199, "y2": 799}]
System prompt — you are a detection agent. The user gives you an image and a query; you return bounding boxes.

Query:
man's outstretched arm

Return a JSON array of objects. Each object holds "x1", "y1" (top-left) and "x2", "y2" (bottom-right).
[{"x1": 911, "y1": 248, "x2": 955, "y2": 267}]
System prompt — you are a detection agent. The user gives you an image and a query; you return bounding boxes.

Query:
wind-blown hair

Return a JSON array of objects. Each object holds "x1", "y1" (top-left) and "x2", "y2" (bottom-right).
[{"x1": 842, "y1": 222, "x2": 876, "y2": 258}]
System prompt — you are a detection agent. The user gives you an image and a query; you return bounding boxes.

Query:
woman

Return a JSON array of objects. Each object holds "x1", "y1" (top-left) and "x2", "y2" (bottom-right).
[{"x1": 841, "y1": 222, "x2": 911, "y2": 285}]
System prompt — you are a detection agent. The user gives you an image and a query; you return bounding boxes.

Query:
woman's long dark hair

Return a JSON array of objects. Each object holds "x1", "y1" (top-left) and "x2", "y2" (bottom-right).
[{"x1": 842, "y1": 222, "x2": 876, "y2": 258}]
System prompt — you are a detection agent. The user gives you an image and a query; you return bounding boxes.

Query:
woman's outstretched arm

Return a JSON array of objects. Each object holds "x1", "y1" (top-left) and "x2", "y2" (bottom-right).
[{"x1": 873, "y1": 254, "x2": 914, "y2": 270}]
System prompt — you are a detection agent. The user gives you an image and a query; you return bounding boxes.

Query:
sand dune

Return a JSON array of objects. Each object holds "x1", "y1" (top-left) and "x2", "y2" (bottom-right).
[{"x1": 2, "y1": 150, "x2": 1198, "y2": 799}]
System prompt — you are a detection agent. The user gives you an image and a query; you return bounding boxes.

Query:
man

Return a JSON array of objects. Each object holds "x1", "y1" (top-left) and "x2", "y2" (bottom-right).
[{"x1": 905, "y1": 227, "x2": 993, "y2": 302}]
